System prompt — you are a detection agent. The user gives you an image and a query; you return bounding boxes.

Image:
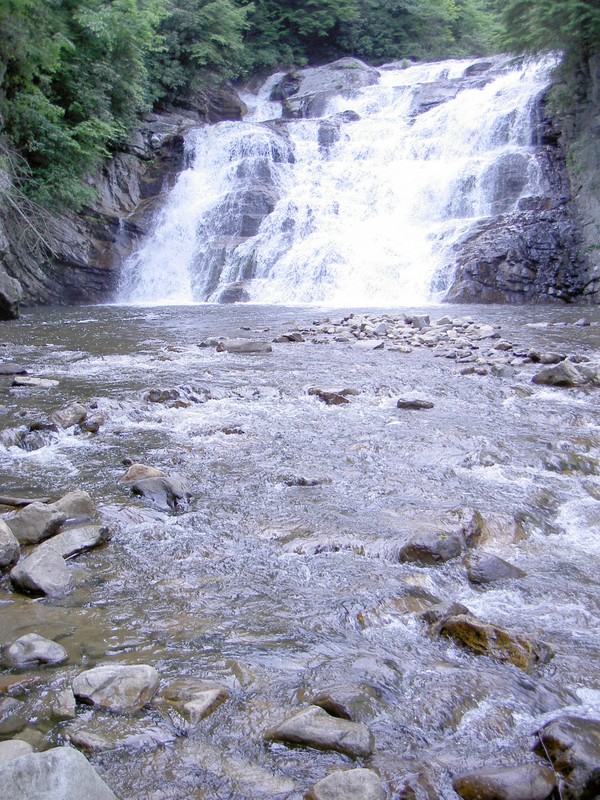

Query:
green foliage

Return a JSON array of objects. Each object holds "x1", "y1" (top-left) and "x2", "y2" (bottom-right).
[{"x1": 498, "y1": 0, "x2": 600, "y2": 62}]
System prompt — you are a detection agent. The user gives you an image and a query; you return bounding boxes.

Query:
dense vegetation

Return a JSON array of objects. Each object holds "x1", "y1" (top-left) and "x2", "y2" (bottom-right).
[{"x1": 0, "y1": 0, "x2": 598, "y2": 209}]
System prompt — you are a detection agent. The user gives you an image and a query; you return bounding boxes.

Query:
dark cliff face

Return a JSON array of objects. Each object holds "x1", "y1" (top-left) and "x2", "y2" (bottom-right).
[{"x1": 0, "y1": 83, "x2": 247, "y2": 317}]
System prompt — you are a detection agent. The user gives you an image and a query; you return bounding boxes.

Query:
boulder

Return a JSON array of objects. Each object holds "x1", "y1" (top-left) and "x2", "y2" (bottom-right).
[
  {"x1": 399, "y1": 530, "x2": 465, "y2": 565},
  {"x1": 156, "y1": 678, "x2": 229, "y2": 730},
  {"x1": 0, "y1": 520, "x2": 20, "y2": 567},
  {"x1": 73, "y1": 664, "x2": 160, "y2": 713},
  {"x1": 38, "y1": 524, "x2": 111, "y2": 559},
  {"x1": 10, "y1": 548, "x2": 71, "y2": 598},
  {"x1": 306, "y1": 768, "x2": 385, "y2": 800},
  {"x1": 265, "y1": 705, "x2": 374, "y2": 758},
  {"x1": 308, "y1": 387, "x2": 351, "y2": 405},
  {"x1": 51, "y1": 688, "x2": 77, "y2": 721},
  {"x1": 453, "y1": 764, "x2": 555, "y2": 800},
  {"x1": 0, "y1": 739, "x2": 34, "y2": 766},
  {"x1": 50, "y1": 490, "x2": 96, "y2": 522},
  {"x1": 532, "y1": 362, "x2": 585, "y2": 387},
  {"x1": 0, "y1": 696, "x2": 27, "y2": 735},
  {"x1": 0, "y1": 746, "x2": 118, "y2": 799},
  {"x1": 534, "y1": 716, "x2": 600, "y2": 800},
  {"x1": 0, "y1": 267, "x2": 22, "y2": 320},
  {"x1": 217, "y1": 338, "x2": 273, "y2": 354},
  {"x1": 118, "y1": 463, "x2": 166, "y2": 484},
  {"x1": 2, "y1": 633, "x2": 68, "y2": 669},
  {"x1": 439, "y1": 614, "x2": 553, "y2": 673},
  {"x1": 130, "y1": 475, "x2": 192, "y2": 511},
  {"x1": 396, "y1": 398, "x2": 435, "y2": 410},
  {"x1": 308, "y1": 684, "x2": 380, "y2": 722},
  {"x1": 465, "y1": 552, "x2": 526, "y2": 584},
  {"x1": 217, "y1": 282, "x2": 250, "y2": 304},
  {"x1": 5, "y1": 502, "x2": 66, "y2": 545},
  {"x1": 51, "y1": 403, "x2": 88, "y2": 429}
]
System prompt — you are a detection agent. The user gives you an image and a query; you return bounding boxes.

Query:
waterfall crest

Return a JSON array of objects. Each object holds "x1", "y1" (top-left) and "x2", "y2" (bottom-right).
[{"x1": 117, "y1": 55, "x2": 559, "y2": 306}]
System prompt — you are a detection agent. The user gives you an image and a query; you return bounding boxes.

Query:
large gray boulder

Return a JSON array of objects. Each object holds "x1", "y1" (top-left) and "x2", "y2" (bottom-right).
[
  {"x1": 453, "y1": 764, "x2": 555, "y2": 800},
  {"x1": 265, "y1": 705, "x2": 374, "y2": 758},
  {"x1": 2, "y1": 633, "x2": 68, "y2": 669},
  {"x1": 306, "y1": 768, "x2": 385, "y2": 800},
  {"x1": 0, "y1": 746, "x2": 118, "y2": 799},
  {"x1": 130, "y1": 475, "x2": 192, "y2": 511},
  {"x1": 50, "y1": 490, "x2": 96, "y2": 521},
  {"x1": 73, "y1": 664, "x2": 160, "y2": 713},
  {"x1": 0, "y1": 266, "x2": 22, "y2": 320},
  {"x1": 5, "y1": 502, "x2": 66, "y2": 544},
  {"x1": 10, "y1": 548, "x2": 71, "y2": 597},
  {"x1": 534, "y1": 716, "x2": 600, "y2": 800},
  {"x1": 531, "y1": 361, "x2": 586, "y2": 387},
  {"x1": 0, "y1": 739, "x2": 34, "y2": 766},
  {"x1": 0, "y1": 519, "x2": 20, "y2": 567},
  {"x1": 37, "y1": 524, "x2": 111, "y2": 559}
]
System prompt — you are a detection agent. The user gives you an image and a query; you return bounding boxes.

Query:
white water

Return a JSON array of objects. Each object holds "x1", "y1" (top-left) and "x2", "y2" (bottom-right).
[{"x1": 118, "y1": 55, "x2": 559, "y2": 306}]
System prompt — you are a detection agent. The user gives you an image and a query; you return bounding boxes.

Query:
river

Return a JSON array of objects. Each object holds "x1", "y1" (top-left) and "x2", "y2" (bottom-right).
[{"x1": 0, "y1": 301, "x2": 599, "y2": 798}]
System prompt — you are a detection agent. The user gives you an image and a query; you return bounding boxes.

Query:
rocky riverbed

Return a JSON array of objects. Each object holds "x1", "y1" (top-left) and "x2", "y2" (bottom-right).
[{"x1": 0, "y1": 303, "x2": 599, "y2": 799}]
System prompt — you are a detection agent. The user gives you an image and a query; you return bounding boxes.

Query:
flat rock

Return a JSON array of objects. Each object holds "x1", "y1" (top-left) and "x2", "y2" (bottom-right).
[
  {"x1": 156, "y1": 678, "x2": 229, "y2": 730},
  {"x1": 6, "y1": 502, "x2": 66, "y2": 545},
  {"x1": 396, "y1": 398, "x2": 435, "y2": 410},
  {"x1": 534, "y1": 715, "x2": 600, "y2": 800},
  {"x1": 0, "y1": 746, "x2": 117, "y2": 799},
  {"x1": 0, "y1": 363, "x2": 27, "y2": 376},
  {"x1": 0, "y1": 520, "x2": 20, "y2": 567},
  {"x1": 3, "y1": 633, "x2": 68, "y2": 669},
  {"x1": 355, "y1": 339, "x2": 385, "y2": 350},
  {"x1": 465, "y1": 552, "x2": 526, "y2": 584},
  {"x1": 118, "y1": 463, "x2": 166, "y2": 484},
  {"x1": 50, "y1": 490, "x2": 96, "y2": 521},
  {"x1": 0, "y1": 739, "x2": 34, "y2": 766},
  {"x1": 399, "y1": 530, "x2": 465, "y2": 565},
  {"x1": 12, "y1": 376, "x2": 59, "y2": 388},
  {"x1": 453, "y1": 764, "x2": 555, "y2": 800},
  {"x1": 440, "y1": 614, "x2": 553, "y2": 673},
  {"x1": 73, "y1": 664, "x2": 160, "y2": 713},
  {"x1": 532, "y1": 361, "x2": 585, "y2": 387},
  {"x1": 10, "y1": 548, "x2": 72, "y2": 597},
  {"x1": 38, "y1": 524, "x2": 111, "y2": 559},
  {"x1": 218, "y1": 338, "x2": 272, "y2": 354},
  {"x1": 306, "y1": 768, "x2": 385, "y2": 799},
  {"x1": 265, "y1": 705, "x2": 374, "y2": 758}
]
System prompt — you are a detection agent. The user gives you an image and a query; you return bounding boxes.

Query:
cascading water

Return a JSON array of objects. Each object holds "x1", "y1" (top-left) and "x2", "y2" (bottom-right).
[{"x1": 118, "y1": 55, "x2": 559, "y2": 306}]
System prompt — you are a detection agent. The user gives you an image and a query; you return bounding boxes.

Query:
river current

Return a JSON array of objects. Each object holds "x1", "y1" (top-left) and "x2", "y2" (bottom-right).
[{"x1": 0, "y1": 302, "x2": 599, "y2": 798}]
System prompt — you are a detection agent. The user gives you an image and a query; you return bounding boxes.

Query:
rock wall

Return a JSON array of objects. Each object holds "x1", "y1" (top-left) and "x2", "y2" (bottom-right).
[{"x1": 0, "y1": 83, "x2": 247, "y2": 318}]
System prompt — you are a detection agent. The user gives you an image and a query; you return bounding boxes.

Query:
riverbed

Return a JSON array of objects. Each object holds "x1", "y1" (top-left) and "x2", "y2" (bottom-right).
[{"x1": 1, "y1": 302, "x2": 599, "y2": 799}]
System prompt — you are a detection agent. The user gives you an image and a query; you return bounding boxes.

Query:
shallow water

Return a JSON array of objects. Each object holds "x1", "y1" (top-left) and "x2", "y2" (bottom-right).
[{"x1": 0, "y1": 302, "x2": 599, "y2": 799}]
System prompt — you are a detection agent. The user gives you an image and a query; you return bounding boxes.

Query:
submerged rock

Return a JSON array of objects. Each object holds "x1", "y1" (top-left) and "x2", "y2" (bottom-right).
[
  {"x1": 0, "y1": 696, "x2": 28, "y2": 735},
  {"x1": 534, "y1": 715, "x2": 600, "y2": 800},
  {"x1": 0, "y1": 746, "x2": 118, "y2": 799},
  {"x1": 453, "y1": 764, "x2": 555, "y2": 800},
  {"x1": 73, "y1": 664, "x2": 161, "y2": 713},
  {"x1": 306, "y1": 768, "x2": 385, "y2": 800},
  {"x1": 440, "y1": 614, "x2": 553, "y2": 673},
  {"x1": 156, "y1": 678, "x2": 230, "y2": 731},
  {"x1": 265, "y1": 705, "x2": 374, "y2": 758},
  {"x1": 2, "y1": 633, "x2": 68, "y2": 669}
]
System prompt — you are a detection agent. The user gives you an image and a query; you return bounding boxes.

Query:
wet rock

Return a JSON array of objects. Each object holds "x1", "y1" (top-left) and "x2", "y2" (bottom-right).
[
  {"x1": 0, "y1": 697, "x2": 27, "y2": 735},
  {"x1": 12, "y1": 376, "x2": 59, "y2": 388},
  {"x1": 217, "y1": 281, "x2": 250, "y2": 303},
  {"x1": 38, "y1": 524, "x2": 111, "y2": 559},
  {"x1": 399, "y1": 530, "x2": 465, "y2": 565},
  {"x1": 453, "y1": 764, "x2": 556, "y2": 800},
  {"x1": 130, "y1": 475, "x2": 192, "y2": 511},
  {"x1": 396, "y1": 398, "x2": 435, "y2": 410},
  {"x1": 440, "y1": 614, "x2": 553, "y2": 673},
  {"x1": 469, "y1": 510, "x2": 525, "y2": 547},
  {"x1": 5, "y1": 502, "x2": 66, "y2": 545},
  {"x1": 50, "y1": 688, "x2": 77, "y2": 721},
  {"x1": 0, "y1": 746, "x2": 118, "y2": 799},
  {"x1": 2, "y1": 633, "x2": 68, "y2": 669},
  {"x1": 265, "y1": 705, "x2": 374, "y2": 758},
  {"x1": 306, "y1": 768, "x2": 385, "y2": 799},
  {"x1": 0, "y1": 520, "x2": 20, "y2": 567},
  {"x1": 419, "y1": 600, "x2": 470, "y2": 631},
  {"x1": 532, "y1": 361, "x2": 585, "y2": 387},
  {"x1": 0, "y1": 362, "x2": 27, "y2": 375},
  {"x1": 10, "y1": 548, "x2": 71, "y2": 598},
  {"x1": 50, "y1": 490, "x2": 96, "y2": 522},
  {"x1": 0, "y1": 739, "x2": 34, "y2": 766},
  {"x1": 51, "y1": 402, "x2": 88, "y2": 429},
  {"x1": 0, "y1": 269, "x2": 22, "y2": 320},
  {"x1": 308, "y1": 387, "x2": 351, "y2": 405},
  {"x1": 534, "y1": 715, "x2": 600, "y2": 800},
  {"x1": 68, "y1": 722, "x2": 175, "y2": 754},
  {"x1": 73, "y1": 664, "x2": 161, "y2": 713},
  {"x1": 218, "y1": 338, "x2": 273, "y2": 354},
  {"x1": 118, "y1": 462, "x2": 166, "y2": 484},
  {"x1": 308, "y1": 684, "x2": 381, "y2": 722},
  {"x1": 156, "y1": 678, "x2": 230, "y2": 731},
  {"x1": 465, "y1": 552, "x2": 526, "y2": 585}
]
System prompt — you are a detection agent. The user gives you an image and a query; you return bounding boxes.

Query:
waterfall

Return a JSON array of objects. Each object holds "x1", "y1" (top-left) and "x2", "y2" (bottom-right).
[{"x1": 117, "y1": 54, "x2": 559, "y2": 306}]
